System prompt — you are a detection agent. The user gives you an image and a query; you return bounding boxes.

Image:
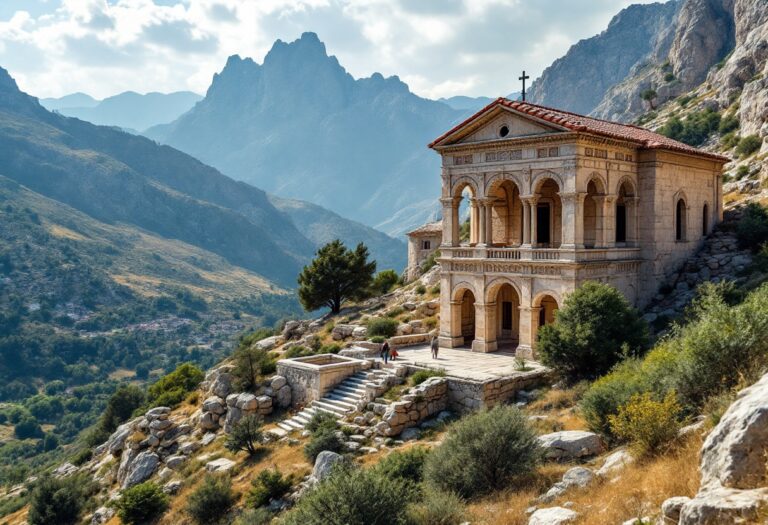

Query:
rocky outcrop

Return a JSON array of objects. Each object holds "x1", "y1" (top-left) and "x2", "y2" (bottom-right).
[
  {"x1": 121, "y1": 451, "x2": 160, "y2": 488},
  {"x1": 528, "y1": 507, "x2": 578, "y2": 525},
  {"x1": 539, "y1": 466, "x2": 595, "y2": 503},
  {"x1": 312, "y1": 451, "x2": 344, "y2": 483},
  {"x1": 678, "y1": 372, "x2": 768, "y2": 523}
]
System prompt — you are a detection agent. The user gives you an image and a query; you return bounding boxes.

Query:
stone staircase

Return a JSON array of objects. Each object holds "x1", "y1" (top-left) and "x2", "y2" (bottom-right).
[{"x1": 277, "y1": 369, "x2": 394, "y2": 432}]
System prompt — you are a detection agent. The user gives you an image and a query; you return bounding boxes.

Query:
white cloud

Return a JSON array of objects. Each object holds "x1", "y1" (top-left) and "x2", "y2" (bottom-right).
[{"x1": 0, "y1": 0, "x2": 661, "y2": 99}]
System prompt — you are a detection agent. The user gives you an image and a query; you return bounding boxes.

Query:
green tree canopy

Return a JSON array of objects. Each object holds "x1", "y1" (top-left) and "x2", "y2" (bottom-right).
[
  {"x1": 537, "y1": 281, "x2": 648, "y2": 381},
  {"x1": 297, "y1": 240, "x2": 376, "y2": 313}
]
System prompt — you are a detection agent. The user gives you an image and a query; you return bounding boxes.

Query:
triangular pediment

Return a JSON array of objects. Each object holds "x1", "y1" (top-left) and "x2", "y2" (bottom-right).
[{"x1": 430, "y1": 101, "x2": 569, "y2": 148}]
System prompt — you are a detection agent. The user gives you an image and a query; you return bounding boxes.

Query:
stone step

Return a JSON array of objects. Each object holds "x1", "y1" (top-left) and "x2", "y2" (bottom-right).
[
  {"x1": 281, "y1": 419, "x2": 304, "y2": 430},
  {"x1": 325, "y1": 395, "x2": 360, "y2": 408},
  {"x1": 277, "y1": 422, "x2": 296, "y2": 432},
  {"x1": 334, "y1": 385, "x2": 367, "y2": 396},
  {"x1": 293, "y1": 413, "x2": 314, "y2": 425},
  {"x1": 317, "y1": 397, "x2": 357, "y2": 411},
  {"x1": 342, "y1": 377, "x2": 368, "y2": 386},
  {"x1": 312, "y1": 400, "x2": 350, "y2": 415}
]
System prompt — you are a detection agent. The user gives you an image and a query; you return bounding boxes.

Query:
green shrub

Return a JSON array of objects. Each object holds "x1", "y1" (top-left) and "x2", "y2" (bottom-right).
[
  {"x1": 373, "y1": 446, "x2": 430, "y2": 485},
  {"x1": 371, "y1": 270, "x2": 400, "y2": 295},
  {"x1": 115, "y1": 482, "x2": 169, "y2": 525},
  {"x1": 659, "y1": 108, "x2": 721, "y2": 146},
  {"x1": 225, "y1": 415, "x2": 264, "y2": 456},
  {"x1": 369, "y1": 336, "x2": 386, "y2": 344},
  {"x1": 538, "y1": 282, "x2": 648, "y2": 381},
  {"x1": 663, "y1": 72, "x2": 675, "y2": 82},
  {"x1": 386, "y1": 306, "x2": 405, "y2": 318},
  {"x1": 429, "y1": 284, "x2": 440, "y2": 294},
  {"x1": 70, "y1": 447, "x2": 93, "y2": 466},
  {"x1": 247, "y1": 468, "x2": 293, "y2": 508},
  {"x1": 187, "y1": 475, "x2": 236, "y2": 525},
  {"x1": 405, "y1": 489, "x2": 467, "y2": 525},
  {"x1": 424, "y1": 405, "x2": 542, "y2": 498},
  {"x1": 722, "y1": 131, "x2": 740, "y2": 149},
  {"x1": 234, "y1": 508, "x2": 274, "y2": 525},
  {"x1": 735, "y1": 135, "x2": 762, "y2": 157},
  {"x1": 320, "y1": 343, "x2": 341, "y2": 354},
  {"x1": 421, "y1": 250, "x2": 441, "y2": 273},
  {"x1": 736, "y1": 165, "x2": 750, "y2": 178},
  {"x1": 283, "y1": 463, "x2": 414, "y2": 525},
  {"x1": 718, "y1": 113, "x2": 739, "y2": 134},
  {"x1": 304, "y1": 428, "x2": 345, "y2": 462},
  {"x1": 677, "y1": 94, "x2": 694, "y2": 107},
  {"x1": 609, "y1": 391, "x2": 682, "y2": 456},
  {"x1": 305, "y1": 410, "x2": 338, "y2": 434},
  {"x1": 283, "y1": 345, "x2": 312, "y2": 359},
  {"x1": 232, "y1": 344, "x2": 273, "y2": 392},
  {"x1": 14, "y1": 416, "x2": 43, "y2": 439},
  {"x1": 736, "y1": 203, "x2": 768, "y2": 251},
  {"x1": 147, "y1": 363, "x2": 204, "y2": 409},
  {"x1": 367, "y1": 318, "x2": 399, "y2": 338},
  {"x1": 27, "y1": 474, "x2": 94, "y2": 525},
  {"x1": 415, "y1": 284, "x2": 427, "y2": 295},
  {"x1": 411, "y1": 369, "x2": 446, "y2": 386}
]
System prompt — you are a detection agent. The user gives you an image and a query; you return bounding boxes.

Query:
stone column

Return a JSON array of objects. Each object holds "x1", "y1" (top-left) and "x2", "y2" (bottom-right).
[
  {"x1": 439, "y1": 299, "x2": 466, "y2": 349},
  {"x1": 626, "y1": 197, "x2": 639, "y2": 246},
  {"x1": 472, "y1": 302, "x2": 497, "y2": 353},
  {"x1": 559, "y1": 192, "x2": 585, "y2": 250},
  {"x1": 529, "y1": 196, "x2": 539, "y2": 247},
  {"x1": 716, "y1": 175, "x2": 723, "y2": 222},
  {"x1": 440, "y1": 197, "x2": 460, "y2": 246},
  {"x1": 477, "y1": 199, "x2": 487, "y2": 246},
  {"x1": 522, "y1": 200, "x2": 531, "y2": 247},
  {"x1": 469, "y1": 199, "x2": 479, "y2": 244},
  {"x1": 602, "y1": 195, "x2": 617, "y2": 249},
  {"x1": 516, "y1": 306, "x2": 534, "y2": 359},
  {"x1": 484, "y1": 199, "x2": 494, "y2": 246}
]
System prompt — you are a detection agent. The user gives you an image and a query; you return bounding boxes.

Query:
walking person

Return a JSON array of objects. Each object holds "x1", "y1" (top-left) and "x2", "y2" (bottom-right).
[
  {"x1": 390, "y1": 347, "x2": 399, "y2": 361},
  {"x1": 431, "y1": 336, "x2": 439, "y2": 360},
  {"x1": 381, "y1": 340, "x2": 390, "y2": 364}
]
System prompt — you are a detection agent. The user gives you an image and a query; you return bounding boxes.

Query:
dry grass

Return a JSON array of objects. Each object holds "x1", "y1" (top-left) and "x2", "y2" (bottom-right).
[{"x1": 469, "y1": 436, "x2": 702, "y2": 524}]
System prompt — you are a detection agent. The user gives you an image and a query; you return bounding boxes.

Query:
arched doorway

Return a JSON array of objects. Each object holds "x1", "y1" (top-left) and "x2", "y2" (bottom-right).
[
  {"x1": 487, "y1": 179, "x2": 523, "y2": 246},
  {"x1": 536, "y1": 294, "x2": 559, "y2": 328},
  {"x1": 453, "y1": 182, "x2": 477, "y2": 245},
  {"x1": 492, "y1": 283, "x2": 520, "y2": 349},
  {"x1": 583, "y1": 179, "x2": 604, "y2": 248},
  {"x1": 616, "y1": 181, "x2": 635, "y2": 244},
  {"x1": 534, "y1": 178, "x2": 562, "y2": 247},
  {"x1": 458, "y1": 289, "x2": 476, "y2": 344},
  {"x1": 702, "y1": 203, "x2": 709, "y2": 237}
]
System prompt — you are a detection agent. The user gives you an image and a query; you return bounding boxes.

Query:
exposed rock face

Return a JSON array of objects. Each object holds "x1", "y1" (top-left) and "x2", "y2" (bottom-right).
[
  {"x1": 122, "y1": 451, "x2": 160, "y2": 488},
  {"x1": 528, "y1": 1, "x2": 680, "y2": 115},
  {"x1": 679, "y1": 372, "x2": 768, "y2": 524},
  {"x1": 528, "y1": 506, "x2": 578, "y2": 525},
  {"x1": 596, "y1": 448, "x2": 634, "y2": 477},
  {"x1": 312, "y1": 451, "x2": 344, "y2": 482}
]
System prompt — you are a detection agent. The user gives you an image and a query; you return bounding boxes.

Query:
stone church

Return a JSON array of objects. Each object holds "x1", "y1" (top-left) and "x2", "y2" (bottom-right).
[{"x1": 430, "y1": 98, "x2": 728, "y2": 357}]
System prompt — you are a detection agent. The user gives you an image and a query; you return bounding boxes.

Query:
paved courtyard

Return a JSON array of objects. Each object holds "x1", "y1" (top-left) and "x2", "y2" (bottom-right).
[{"x1": 386, "y1": 344, "x2": 547, "y2": 381}]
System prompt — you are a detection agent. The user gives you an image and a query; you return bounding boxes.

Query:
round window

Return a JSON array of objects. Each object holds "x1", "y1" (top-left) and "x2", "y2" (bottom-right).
[{"x1": 499, "y1": 125, "x2": 510, "y2": 138}]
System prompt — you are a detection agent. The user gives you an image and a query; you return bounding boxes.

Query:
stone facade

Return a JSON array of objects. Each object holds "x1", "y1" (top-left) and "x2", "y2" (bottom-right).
[
  {"x1": 430, "y1": 99, "x2": 727, "y2": 357},
  {"x1": 405, "y1": 221, "x2": 442, "y2": 281}
]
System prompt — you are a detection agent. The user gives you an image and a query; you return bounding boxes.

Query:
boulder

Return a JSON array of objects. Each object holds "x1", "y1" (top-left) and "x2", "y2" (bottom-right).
[
  {"x1": 145, "y1": 407, "x2": 171, "y2": 421},
  {"x1": 312, "y1": 451, "x2": 344, "y2": 482},
  {"x1": 699, "y1": 372, "x2": 768, "y2": 490},
  {"x1": 562, "y1": 467, "x2": 594, "y2": 488},
  {"x1": 90, "y1": 506, "x2": 115, "y2": 525},
  {"x1": 200, "y1": 411, "x2": 220, "y2": 431},
  {"x1": 53, "y1": 463, "x2": 78, "y2": 478},
  {"x1": 256, "y1": 336, "x2": 282, "y2": 351},
  {"x1": 163, "y1": 480, "x2": 183, "y2": 495},
  {"x1": 679, "y1": 486, "x2": 768, "y2": 525},
  {"x1": 352, "y1": 326, "x2": 367, "y2": 339},
  {"x1": 661, "y1": 496, "x2": 691, "y2": 523},
  {"x1": 400, "y1": 427, "x2": 421, "y2": 441},
  {"x1": 270, "y1": 376, "x2": 287, "y2": 391},
  {"x1": 276, "y1": 385, "x2": 292, "y2": 408},
  {"x1": 202, "y1": 396, "x2": 226, "y2": 415},
  {"x1": 200, "y1": 433, "x2": 217, "y2": 446},
  {"x1": 165, "y1": 455, "x2": 186, "y2": 470},
  {"x1": 528, "y1": 507, "x2": 578, "y2": 525},
  {"x1": 207, "y1": 368, "x2": 234, "y2": 399},
  {"x1": 106, "y1": 421, "x2": 136, "y2": 455},
  {"x1": 205, "y1": 458, "x2": 236, "y2": 473},
  {"x1": 537, "y1": 431, "x2": 603, "y2": 460},
  {"x1": 122, "y1": 451, "x2": 160, "y2": 488},
  {"x1": 596, "y1": 448, "x2": 634, "y2": 477}
]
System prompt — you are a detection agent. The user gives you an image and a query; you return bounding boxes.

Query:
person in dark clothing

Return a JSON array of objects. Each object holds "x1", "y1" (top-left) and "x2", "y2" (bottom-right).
[
  {"x1": 430, "y1": 336, "x2": 439, "y2": 359},
  {"x1": 381, "y1": 341, "x2": 390, "y2": 364}
]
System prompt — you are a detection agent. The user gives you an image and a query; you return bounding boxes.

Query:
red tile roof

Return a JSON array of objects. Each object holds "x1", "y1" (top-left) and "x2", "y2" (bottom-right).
[
  {"x1": 407, "y1": 220, "x2": 442, "y2": 237},
  {"x1": 429, "y1": 97, "x2": 729, "y2": 162}
]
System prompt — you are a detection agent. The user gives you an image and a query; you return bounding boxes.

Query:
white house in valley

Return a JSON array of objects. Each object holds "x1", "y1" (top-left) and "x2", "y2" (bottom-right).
[{"x1": 429, "y1": 98, "x2": 728, "y2": 357}]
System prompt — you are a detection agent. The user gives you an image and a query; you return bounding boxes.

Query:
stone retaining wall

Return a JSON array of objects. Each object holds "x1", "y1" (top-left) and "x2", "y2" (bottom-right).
[
  {"x1": 375, "y1": 377, "x2": 448, "y2": 436},
  {"x1": 277, "y1": 354, "x2": 369, "y2": 407},
  {"x1": 447, "y1": 368, "x2": 552, "y2": 413},
  {"x1": 387, "y1": 333, "x2": 433, "y2": 348}
]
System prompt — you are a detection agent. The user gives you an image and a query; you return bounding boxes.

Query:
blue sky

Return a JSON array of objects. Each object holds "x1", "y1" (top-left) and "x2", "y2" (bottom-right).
[{"x1": 0, "y1": 0, "x2": 660, "y2": 100}]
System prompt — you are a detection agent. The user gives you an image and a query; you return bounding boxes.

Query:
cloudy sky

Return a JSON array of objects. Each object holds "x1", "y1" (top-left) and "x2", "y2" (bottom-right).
[{"x1": 0, "y1": 0, "x2": 658, "y2": 100}]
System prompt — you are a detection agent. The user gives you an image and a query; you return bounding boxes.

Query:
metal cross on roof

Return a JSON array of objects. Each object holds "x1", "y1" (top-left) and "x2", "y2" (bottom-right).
[{"x1": 519, "y1": 70, "x2": 530, "y2": 101}]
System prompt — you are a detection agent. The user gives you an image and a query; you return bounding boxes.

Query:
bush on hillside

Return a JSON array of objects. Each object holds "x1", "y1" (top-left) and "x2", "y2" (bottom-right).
[
  {"x1": 735, "y1": 134, "x2": 762, "y2": 157},
  {"x1": 305, "y1": 410, "x2": 338, "y2": 434},
  {"x1": 371, "y1": 270, "x2": 400, "y2": 295},
  {"x1": 225, "y1": 415, "x2": 264, "y2": 456},
  {"x1": 405, "y1": 489, "x2": 467, "y2": 525},
  {"x1": 424, "y1": 405, "x2": 542, "y2": 498},
  {"x1": 115, "y1": 482, "x2": 169, "y2": 525},
  {"x1": 186, "y1": 475, "x2": 236, "y2": 525},
  {"x1": 234, "y1": 508, "x2": 274, "y2": 525},
  {"x1": 283, "y1": 463, "x2": 414, "y2": 525},
  {"x1": 659, "y1": 108, "x2": 721, "y2": 146},
  {"x1": 100, "y1": 384, "x2": 145, "y2": 435},
  {"x1": 27, "y1": 474, "x2": 94, "y2": 525},
  {"x1": 147, "y1": 363, "x2": 204, "y2": 409},
  {"x1": 609, "y1": 391, "x2": 682, "y2": 456},
  {"x1": 232, "y1": 343, "x2": 274, "y2": 392},
  {"x1": 736, "y1": 203, "x2": 768, "y2": 251},
  {"x1": 304, "y1": 428, "x2": 345, "y2": 462},
  {"x1": 718, "y1": 113, "x2": 739, "y2": 134},
  {"x1": 247, "y1": 468, "x2": 294, "y2": 508},
  {"x1": 367, "y1": 318, "x2": 398, "y2": 338},
  {"x1": 538, "y1": 282, "x2": 648, "y2": 381},
  {"x1": 373, "y1": 446, "x2": 431, "y2": 485}
]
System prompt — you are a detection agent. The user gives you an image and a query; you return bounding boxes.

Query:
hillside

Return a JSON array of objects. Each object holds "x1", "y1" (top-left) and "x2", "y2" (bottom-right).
[
  {"x1": 40, "y1": 91, "x2": 203, "y2": 133},
  {"x1": 146, "y1": 32, "x2": 468, "y2": 235}
]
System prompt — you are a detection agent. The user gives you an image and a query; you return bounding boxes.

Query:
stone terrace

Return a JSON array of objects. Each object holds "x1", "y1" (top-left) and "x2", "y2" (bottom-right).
[{"x1": 390, "y1": 344, "x2": 549, "y2": 382}]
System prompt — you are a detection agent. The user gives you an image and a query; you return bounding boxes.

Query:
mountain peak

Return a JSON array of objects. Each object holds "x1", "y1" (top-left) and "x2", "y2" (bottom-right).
[
  {"x1": 0, "y1": 66, "x2": 20, "y2": 95},
  {"x1": 0, "y1": 66, "x2": 46, "y2": 116},
  {"x1": 264, "y1": 31, "x2": 333, "y2": 67}
]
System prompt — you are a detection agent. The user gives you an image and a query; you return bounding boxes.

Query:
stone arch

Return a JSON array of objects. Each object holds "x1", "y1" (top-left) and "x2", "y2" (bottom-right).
[
  {"x1": 614, "y1": 176, "x2": 637, "y2": 197},
  {"x1": 486, "y1": 280, "x2": 521, "y2": 349},
  {"x1": 531, "y1": 170, "x2": 563, "y2": 193},
  {"x1": 532, "y1": 290, "x2": 562, "y2": 309},
  {"x1": 486, "y1": 172, "x2": 524, "y2": 194},
  {"x1": 452, "y1": 286, "x2": 476, "y2": 345},
  {"x1": 451, "y1": 282, "x2": 477, "y2": 302},
  {"x1": 532, "y1": 175, "x2": 562, "y2": 247},
  {"x1": 451, "y1": 176, "x2": 479, "y2": 199},
  {"x1": 486, "y1": 176, "x2": 524, "y2": 246},
  {"x1": 452, "y1": 178, "x2": 479, "y2": 244},
  {"x1": 582, "y1": 172, "x2": 607, "y2": 194},
  {"x1": 533, "y1": 292, "x2": 560, "y2": 329},
  {"x1": 615, "y1": 178, "x2": 636, "y2": 244},
  {"x1": 485, "y1": 277, "x2": 523, "y2": 304},
  {"x1": 583, "y1": 176, "x2": 606, "y2": 248}
]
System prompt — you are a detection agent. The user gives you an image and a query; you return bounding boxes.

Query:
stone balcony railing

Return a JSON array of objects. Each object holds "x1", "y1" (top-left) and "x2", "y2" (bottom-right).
[{"x1": 441, "y1": 245, "x2": 642, "y2": 263}]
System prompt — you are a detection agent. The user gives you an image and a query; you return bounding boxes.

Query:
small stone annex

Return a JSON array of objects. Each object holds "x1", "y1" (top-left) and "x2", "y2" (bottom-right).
[
  {"x1": 405, "y1": 220, "x2": 442, "y2": 281},
  {"x1": 430, "y1": 98, "x2": 729, "y2": 357}
]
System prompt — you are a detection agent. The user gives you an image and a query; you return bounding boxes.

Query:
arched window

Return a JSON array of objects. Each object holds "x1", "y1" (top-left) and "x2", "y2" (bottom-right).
[
  {"x1": 676, "y1": 199, "x2": 687, "y2": 241},
  {"x1": 702, "y1": 204, "x2": 709, "y2": 237}
]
